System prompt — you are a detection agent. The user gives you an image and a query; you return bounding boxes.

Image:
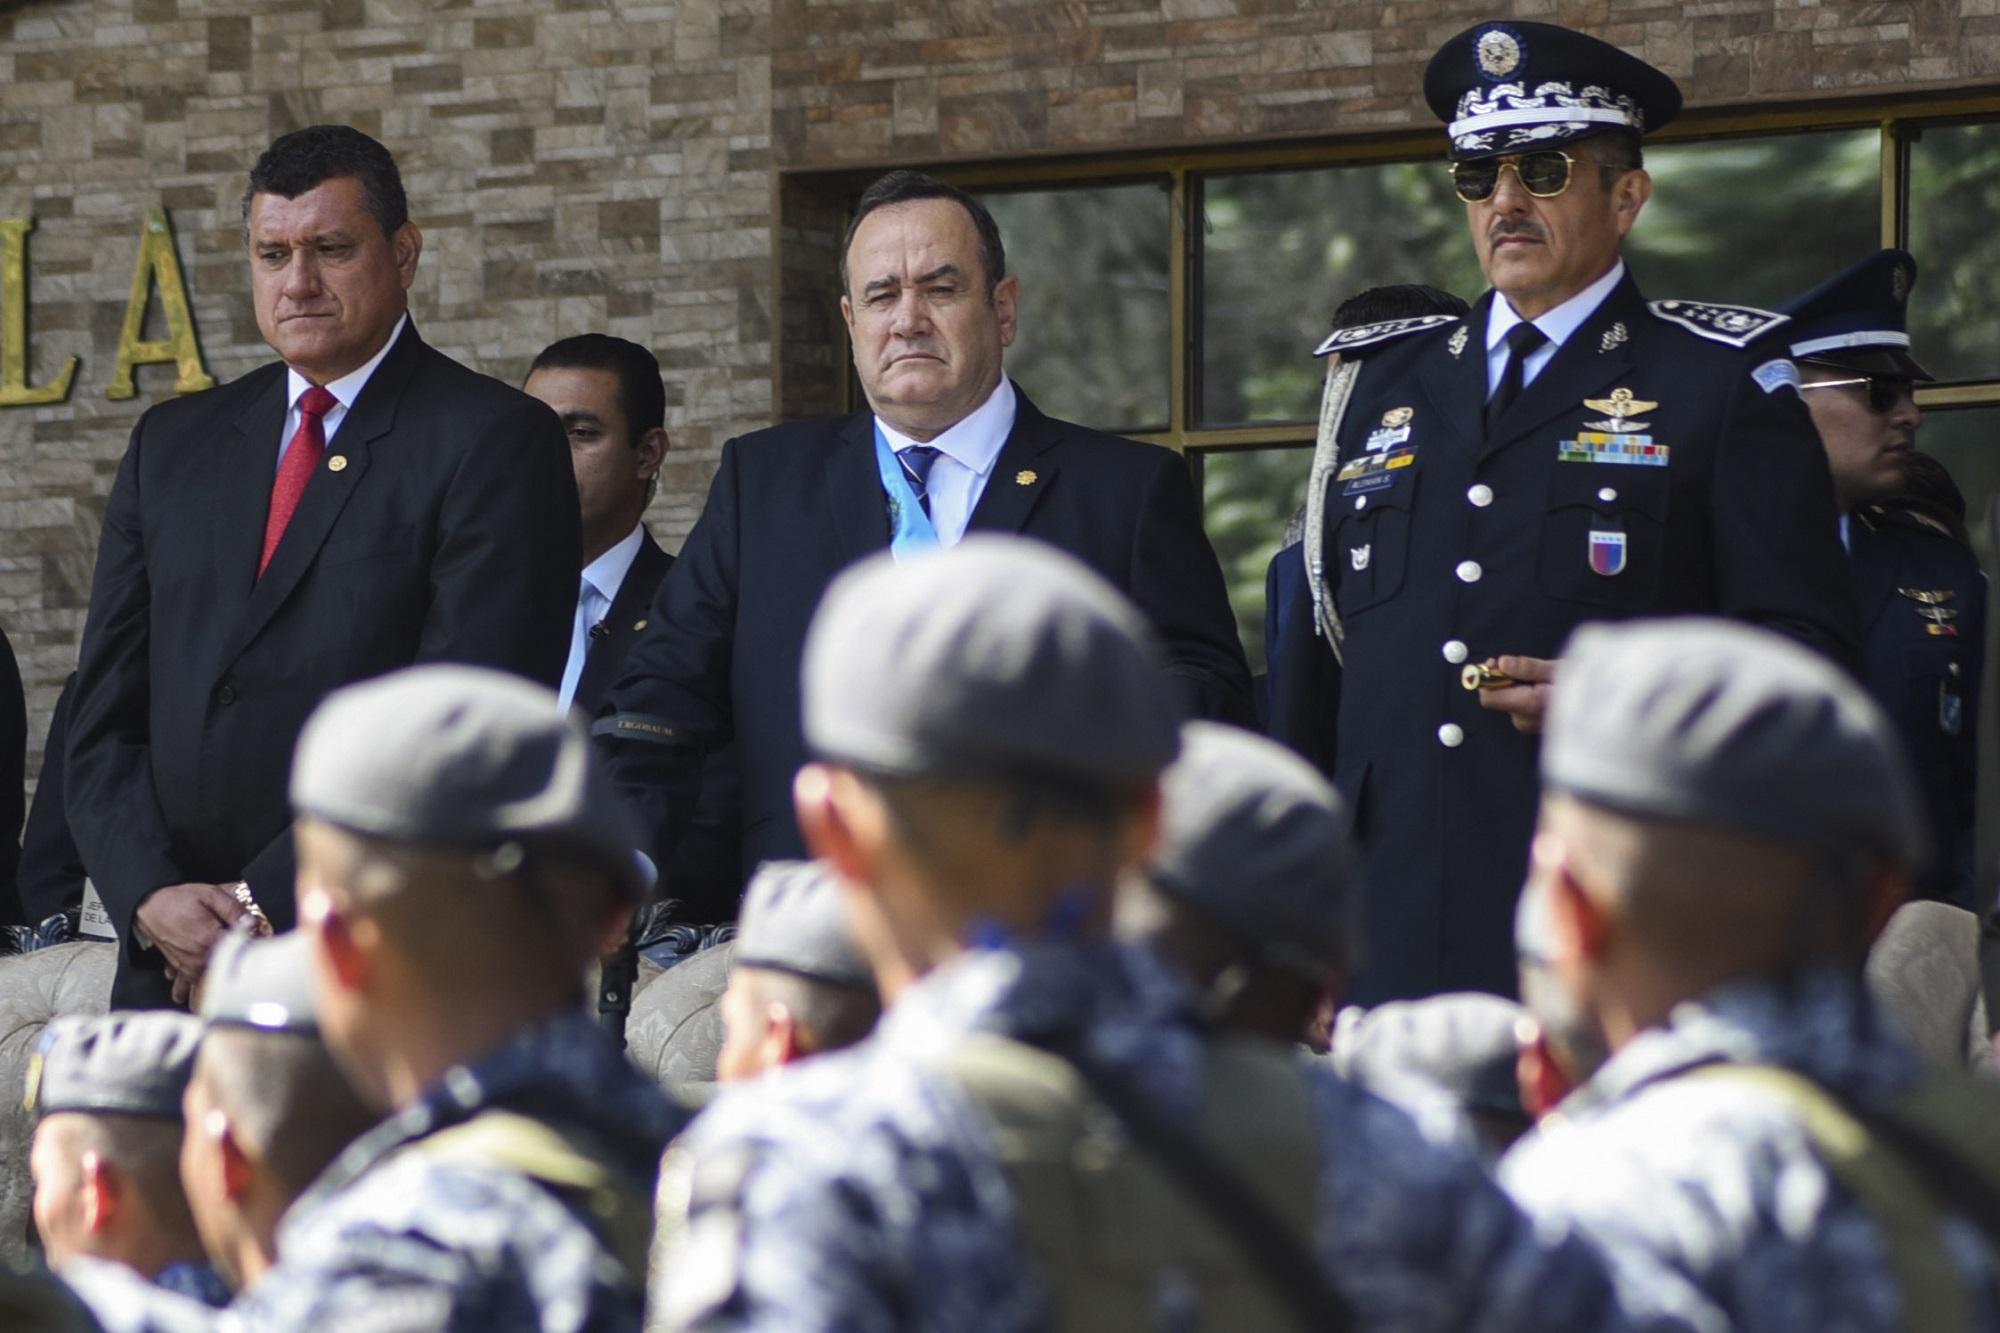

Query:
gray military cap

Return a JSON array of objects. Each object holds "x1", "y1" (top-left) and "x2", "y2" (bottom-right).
[
  {"x1": 200, "y1": 931, "x2": 317, "y2": 1035},
  {"x1": 733, "y1": 861, "x2": 873, "y2": 991},
  {"x1": 801, "y1": 536, "x2": 1182, "y2": 788},
  {"x1": 291, "y1": 664, "x2": 650, "y2": 899},
  {"x1": 1331, "y1": 993, "x2": 1527, "y2": 1118},
  {"x1": 1148, "y1": 721, "x2": 1350, "y2": 975},
  {"x1": 1545, "y1": 618, "x2": 1928, "y2": 866},
  {"x1": 27, "y1": 1012, "x2": 202, "y2": 1121}
]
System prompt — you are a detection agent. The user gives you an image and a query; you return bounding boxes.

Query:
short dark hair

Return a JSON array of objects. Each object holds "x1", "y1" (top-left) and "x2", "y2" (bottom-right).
[
  {"x1": 529, "y1": 334, "x2": 667, "y2": 441},
  {"x1": 242, "y1": 125, "x2": 410, "y2": 242},
  {"x1": 1332, "y1": 284, "x2": 1470, "y2": 330},
  {"x1": 1577, "y1": 129, "x2": 1645, "y2": 172},
  {"x1": 840, "y1": 170, "x2": 1007, "y2": 295}
]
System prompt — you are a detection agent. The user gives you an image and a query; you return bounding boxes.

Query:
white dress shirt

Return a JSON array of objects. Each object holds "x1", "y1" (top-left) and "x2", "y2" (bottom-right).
[
  {"x1": 1484, "y1": 262, "x2": 1625, "y2": 399},
  {"x1": 277, "y1": 312, "x2": 409, "y2": 467},
  {"x1": 558, "y1": 521, "x2": 647, "y2": 712},
  {"x1": 875, "y1": 377, "x2": 1017, "y2": 547}
]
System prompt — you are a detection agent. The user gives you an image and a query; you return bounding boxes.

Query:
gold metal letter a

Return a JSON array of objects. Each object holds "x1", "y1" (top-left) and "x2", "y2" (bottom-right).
[{"x1": 106, "y1": 207, "x2": 214, "y2": 401}]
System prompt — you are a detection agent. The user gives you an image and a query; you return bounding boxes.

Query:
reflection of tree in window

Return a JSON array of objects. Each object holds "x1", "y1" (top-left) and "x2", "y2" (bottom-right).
[
  {"x1": 1909, "y1": 121, "x2": 2000, "y2": 384},
  {"x1": 1200, "y1": 446, "x2": 1309, "y2": 675},
  {"x1": 1914, "y1": 409, "x2": 2000, "y2": 575},
  {"x1": 1626, "y1": 129, "x2": 1878, "y2": 308},
  {"x1": 1199, "y1": 164, "x2": 1483, "y2": 427},
  {"x1": 978, "y1": 184, "x2": 1171, "y2": 434}
]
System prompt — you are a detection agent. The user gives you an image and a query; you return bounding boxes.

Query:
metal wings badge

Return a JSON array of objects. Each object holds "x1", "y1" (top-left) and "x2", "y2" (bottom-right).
[{"x1": 1581, "y1": 387, "x2": 1657, "y2": 432}]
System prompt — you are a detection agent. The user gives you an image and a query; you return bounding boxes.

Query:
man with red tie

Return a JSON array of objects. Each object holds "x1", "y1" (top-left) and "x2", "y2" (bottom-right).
[{"x1": 66, "y1": 125, "x2": 578, "y2": 1007}]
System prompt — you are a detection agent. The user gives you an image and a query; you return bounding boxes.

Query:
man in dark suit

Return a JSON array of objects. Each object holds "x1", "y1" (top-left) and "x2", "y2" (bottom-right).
[
  {"x1": 1777, "y1": 250, "x2": 1984, "y2": 908},
  {"x1": 523, "y1": 333, "x2": 740, "y2": 919},
  {"x1": 1270, "y1": 22, "x2": 1861, "y2": 1003},
  {"x1": 598, "y1": 171, "x2": 1252, "y2": 919},
  {"x1": 66, "y1": 125, "x2": 579, "y2": 1007}
]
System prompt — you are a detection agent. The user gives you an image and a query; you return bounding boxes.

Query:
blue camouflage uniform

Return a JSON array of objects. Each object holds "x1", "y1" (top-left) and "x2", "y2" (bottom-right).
[
  {"x1": 232, "y1": 1011, "x2": 683, "y2": 1332},
  {"x1": 1500, "y1": 972, "x2": 2000, "y2": 1332},
  {"x1": 61, "y1": 1256, "x2": 218, "y2": 1332},
  {"x1": 654, "y1": 936, "x2": 1638, "y2": 1332}
]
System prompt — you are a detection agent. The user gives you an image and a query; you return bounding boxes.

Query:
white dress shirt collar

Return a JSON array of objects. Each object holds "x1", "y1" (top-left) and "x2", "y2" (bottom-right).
[
  {"x1": 1486, "y1": 260, "x2": 1626, "y2": 353},
  {"x1": 285, "y1": 311, "x2": 408, "y2": 420},
  {"x1": 874, "y1": 376, "x2": 1017, "y2": 479},
  {"x1": 583, "y1": 521, "x2": 646, "y2": 605}
]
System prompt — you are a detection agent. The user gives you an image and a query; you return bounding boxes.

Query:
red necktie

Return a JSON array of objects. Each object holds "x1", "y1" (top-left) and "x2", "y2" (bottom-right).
[{"x1": 259, "y1": 385, "x2": 337, "y2": 577}]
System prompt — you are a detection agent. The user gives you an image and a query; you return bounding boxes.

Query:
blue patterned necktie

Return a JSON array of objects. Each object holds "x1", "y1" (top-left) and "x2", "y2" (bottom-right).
[{"x1": 898, "y1": 444, "x2": 942, "y2": 519}]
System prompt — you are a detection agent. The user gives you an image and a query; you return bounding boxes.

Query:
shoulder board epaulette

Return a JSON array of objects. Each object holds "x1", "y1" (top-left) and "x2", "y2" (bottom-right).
[
  {"x1": 1312, "y1": 314, "x2": 1461, "y2": 359},
  {"x1": 1860, "y1": 503, "x2": 1960, "y2": 541},
  {"x1": 1647, "y1": 299, "x2": 1789, "y2": 348}
]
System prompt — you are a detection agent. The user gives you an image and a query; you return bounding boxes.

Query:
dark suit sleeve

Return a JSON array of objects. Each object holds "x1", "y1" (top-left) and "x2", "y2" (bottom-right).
[
  {"x1": 1710, "y1": 371, "x2": 1864, "y2": 669},
  {"x1": 17, "y1": 673, "x2": 84, "y2": 924},
  {"x1": 240, "y1": 396, "x2": 582, "y2": 900},
  {"x1": 595, "y1": 440, "x2": 743, "y2": 884},
  {"x1": 0, "y1": 624, "x2": 23, "y2": 925},
  {"x1": 1129, "y1": 448, "x2": 1256, "y2": 725},
  {"x1": 66, "y1": 414, "x2": 189, "y2": 948},
  {"x1": 1265, "y1": 545, "x2": 1341, "y2": 778}
]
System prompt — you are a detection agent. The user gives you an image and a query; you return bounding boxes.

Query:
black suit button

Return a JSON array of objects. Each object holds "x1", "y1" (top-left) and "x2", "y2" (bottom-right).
[{"x1": 216, "y1": 682, "x2": 238, "y2": 705}]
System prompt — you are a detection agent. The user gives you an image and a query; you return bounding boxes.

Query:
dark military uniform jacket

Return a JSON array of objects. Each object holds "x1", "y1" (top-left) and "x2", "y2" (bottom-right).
[
  {"x1": 1271, "y1": 272, "x2": 1862, "y2": 1003},
  {"x1": 1850, "y1": 505, "x2": 1985, "y2": 908}
]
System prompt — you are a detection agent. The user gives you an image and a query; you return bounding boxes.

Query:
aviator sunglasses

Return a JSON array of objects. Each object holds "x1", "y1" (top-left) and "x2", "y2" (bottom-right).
[
  {"x1": 1450, "y1": 150, "x2": 1601, "y2": 203},
  {"x1": 1798, "y1": 374, "x2": 1917, "y2": 414}
]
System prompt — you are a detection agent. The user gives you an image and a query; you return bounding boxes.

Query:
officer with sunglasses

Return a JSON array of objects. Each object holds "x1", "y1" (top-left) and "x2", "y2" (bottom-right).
[
  {"x1": 1272, "y1": 19, "x2": 1862, "y2": 1005},
  {"x1": 1778, "y1": 249, "x2": 1983, "y2": 908}
]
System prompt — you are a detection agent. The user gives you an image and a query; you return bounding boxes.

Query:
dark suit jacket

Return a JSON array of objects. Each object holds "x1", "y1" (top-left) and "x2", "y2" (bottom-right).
[
  {"x1": 570, "y1": 527, "x2": 743, "y2": 916},
  {"x1": 1850, "y1": 504, "x2": 1984, "y2": 908},
  {"x1": 1271, "y1": 275, "x2": 1862, "y2": 1004},
  {"x1": 16, "y1": 672, "x2": 82, "y2": 925},
  {"x1": 67, "y1": 321, "x2": 580, "y2": 1005},
  {"x1": 598, "y1": 385, "x2": 1253, "y2": 919},
  {"x1": 0, "y1": 625, "x2": 24, "y2": 926}
]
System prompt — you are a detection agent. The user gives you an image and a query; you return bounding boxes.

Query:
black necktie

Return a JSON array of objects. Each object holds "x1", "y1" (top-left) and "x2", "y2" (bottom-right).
[
  {"x1": 1486, "y1": 321, "x2": 1549, "y2": 434},
  {"x1": 899, "y1": 445, "x2": 942, "y2": 518}
]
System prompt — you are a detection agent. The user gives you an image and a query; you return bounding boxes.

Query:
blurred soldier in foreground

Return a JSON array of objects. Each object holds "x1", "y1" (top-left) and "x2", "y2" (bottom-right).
[
  {"x1": 714, "y1": 861, "x2": 879, "y2": 1083},
  {"x1": 179, "y1": 932, "x2": 376, "y2": 1293},
  {"x1": 1114, "y1": 721, "x2": 1347, "y2": 1046},
  {"x1": 232, "y1": 665, "x2": 682, "y2": 1330},
  {"x1": 28, "y1": 1014, "x2": 227, "y2": 1305},
  {"x1": 1271, "y1": 20, "x2": 1860, "y2": 1003},
  {"x1": 654, "y1": 537, "x2": 1631, "y2": 1331},
  {"x1": 1501, "y1": 618, "x2": 2000, "y2": 1329},
  {"x1": 1778, "y1": 249, "x2": 1984, "y2": 909}
]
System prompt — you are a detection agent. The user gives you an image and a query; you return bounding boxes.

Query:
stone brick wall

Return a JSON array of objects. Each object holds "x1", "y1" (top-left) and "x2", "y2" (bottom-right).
[{"x1": 0, "y1": 0, "x2": 1994, "y2": 785}]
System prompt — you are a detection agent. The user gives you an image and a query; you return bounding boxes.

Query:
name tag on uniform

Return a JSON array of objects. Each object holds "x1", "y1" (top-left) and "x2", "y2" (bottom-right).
[
  {"x1": 1338, "y1": 447, "x2": 1416, "y2": 496},
  {"x1": 1558, "y1": 431, "x2": 1669, "y2": 466}
]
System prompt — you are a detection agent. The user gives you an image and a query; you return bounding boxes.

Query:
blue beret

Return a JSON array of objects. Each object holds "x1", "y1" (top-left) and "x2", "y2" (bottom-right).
[
  {"x1": 732, "y1": 861, "x2": 873, "y2": 991},
  {"x1": 28, "y1": 1013, "x2": 202, "y2": 1121}
]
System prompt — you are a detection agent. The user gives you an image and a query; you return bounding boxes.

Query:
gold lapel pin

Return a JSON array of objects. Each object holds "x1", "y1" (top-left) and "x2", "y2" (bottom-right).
[
  {"x1": 633, "y1": 619, "x2": 647, "y2": 631},
  {"x1": 1015, "y1": 469, "x2": 1038, "y2": 486},
  {"x1": 327, "y1": 455, "x2": 349, "y2": 472}
]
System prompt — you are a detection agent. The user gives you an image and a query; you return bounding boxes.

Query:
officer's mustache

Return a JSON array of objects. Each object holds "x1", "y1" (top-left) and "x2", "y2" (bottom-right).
[{"x1": 1487, "y1": 219, "x2": 1548, "y2": 245}]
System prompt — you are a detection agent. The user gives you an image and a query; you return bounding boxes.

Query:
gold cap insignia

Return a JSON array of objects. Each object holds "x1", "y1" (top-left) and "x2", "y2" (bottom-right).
[
  {"x1": 327, "y1": 455, "x2": 349, "y2": 472},
  {"x1": 1015, "y1": 469, "x2": 1038, "y2": 486},
  {"x1": 1581, "y1": 387, "x2": 1658, "y2": 432},
  {"x1": 1382, "y1": 406, "x2": 1414, "y2": 428},
  {"x1": 1476, "y1": 28, "x2": 1522, "y2": 77}
]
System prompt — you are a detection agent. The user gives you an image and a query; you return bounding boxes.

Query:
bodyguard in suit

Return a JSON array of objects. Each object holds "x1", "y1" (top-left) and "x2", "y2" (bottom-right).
[
  {"x1": 1270, "y1": 22, "x2": 1861, "y2": 1003},
  {"x1": 66, "y1": 126, "x2": 579, "y2": 1007},
  {"x1": 1777, "y1": 250, "x2": 1985, "y2": 908},
  {"x1": 599, "y1": 170, "x2": 1253, "y2": 907},
  {"x1": 522, "y1": 333, "x2": 741, "y2": 919}
]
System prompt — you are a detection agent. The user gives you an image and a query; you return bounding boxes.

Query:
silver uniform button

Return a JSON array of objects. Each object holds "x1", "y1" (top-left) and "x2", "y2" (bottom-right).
[
  {"x1": 1438, "y1": 723, "x2": 1465, "y2": 748},
  {"x1": 1355, "y1": 495, "x2": 1368, "y2": 510},
  {"x1": 1598, "y1": 486, "x2": 1618, "y2": 503},
  {"x1": 1467, "y1": 483, "x2": 1494, "y2": 507},
  {"x1": 1442, "y1": 639, "x2": 1468, "y2": 664},
  {"x1": 1456, "y1": 560, "x2": 1483, "y2": 583}
]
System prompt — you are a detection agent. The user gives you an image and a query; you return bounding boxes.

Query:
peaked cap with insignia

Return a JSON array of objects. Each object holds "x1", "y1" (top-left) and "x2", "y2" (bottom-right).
[
  {"x1": 1778, "y1": 248, "x2": 1932, "y2": 381},
  {"x1": 1424, "y1": 21, "x2": 1682, "y2": 160}
]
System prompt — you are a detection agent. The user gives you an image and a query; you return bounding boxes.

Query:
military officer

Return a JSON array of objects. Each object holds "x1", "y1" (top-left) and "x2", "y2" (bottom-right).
[
  {"x1": 653, "y1": 538, "x2": 1633, "y2": 1331},
  {"x1": 1497, "y1": 616, "x2": 2000, "y2": 1330},
  {"x1": 1270, "y1": 20, "x2": 1861, "y2": 1003},
  {"x1": 230, "y1": 665, "x2": 683, "y2": 1331},
  {"x1": 1775, "y1": 249, "x2": 1984, "y2": 908}
]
